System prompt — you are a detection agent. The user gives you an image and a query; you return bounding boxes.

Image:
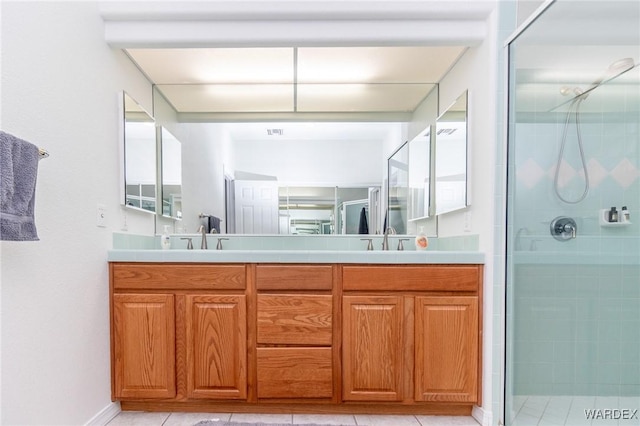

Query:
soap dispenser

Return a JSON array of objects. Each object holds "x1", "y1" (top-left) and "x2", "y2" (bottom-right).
[
  {"x1": 622, "y1": 206, "x2": 630, "y2": 222},
  {"x1": 161, "y1": 225, "x2": 171, "y2": 250},
  {"x1": 608, "y1": 207, "x2": 619, "y2": 223}
]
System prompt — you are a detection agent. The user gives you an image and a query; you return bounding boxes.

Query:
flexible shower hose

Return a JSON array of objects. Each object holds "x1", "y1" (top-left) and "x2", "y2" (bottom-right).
[{"x1": 553, "y1": 96, "x2": 590, "y2": 204}]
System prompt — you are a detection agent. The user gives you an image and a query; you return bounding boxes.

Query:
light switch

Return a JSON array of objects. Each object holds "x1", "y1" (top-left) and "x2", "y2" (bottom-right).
[
  {"x1": 97, "y1": 204, "x2": 107, "y2": 227},
  {"x1": 463, "y1": 211, "x2": 472, "y2": 232}
]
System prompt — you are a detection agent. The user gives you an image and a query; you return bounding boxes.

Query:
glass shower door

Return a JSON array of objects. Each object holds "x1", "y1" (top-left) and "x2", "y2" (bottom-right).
[{"x1": 505, "y1": 1, "x2": 640, "y2": 425}]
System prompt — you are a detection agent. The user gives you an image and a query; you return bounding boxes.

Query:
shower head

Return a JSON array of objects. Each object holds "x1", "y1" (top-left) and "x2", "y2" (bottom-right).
[
  {"x1": 591, "y1": 57, "x2": 635, "y2": 86},
  {"x1": 608, "y1": 57, "x2": 635, "y2": 76}
]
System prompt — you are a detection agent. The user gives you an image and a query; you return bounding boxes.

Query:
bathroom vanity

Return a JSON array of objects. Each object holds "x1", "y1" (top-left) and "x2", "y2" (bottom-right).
[{"x1": 108, "y1": 253, "x2": 483, "y2": 415}]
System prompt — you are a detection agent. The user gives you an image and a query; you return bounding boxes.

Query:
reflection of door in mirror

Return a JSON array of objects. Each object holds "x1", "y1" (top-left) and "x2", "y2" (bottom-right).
[
  {"x1": 336, "y1": 187, "x2": 371, "y2": 235},
  {"x1": 234, "y1": 179, "x2": 279, "y2": 234},
  {"x1": 160, "y1": 127, "x2": 182, "y2": 219},
  {"x1": 341, "y1": 200, "x2": 368, "y2": 234},
  {"x1": 387, "y1": 142, "x2": 409, "y2": 235},
  {"x1": 435, "y1": 91, "x2": 468, "y2": 215},
  {"x1": 122, "y1": 92, "x2": 156, "y2": 214}
]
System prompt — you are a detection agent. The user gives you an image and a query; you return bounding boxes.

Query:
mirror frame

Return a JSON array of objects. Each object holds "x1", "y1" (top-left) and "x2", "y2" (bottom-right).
[
  {"x1": 120, "y1": 91, "x2": 157, "y2": 215},
  {"x1": 435, "y1": 90, "x2": 468, "y2": 216}
]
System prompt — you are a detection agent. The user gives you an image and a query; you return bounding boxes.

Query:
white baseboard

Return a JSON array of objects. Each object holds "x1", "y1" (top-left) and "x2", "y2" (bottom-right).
[
  {"x1": 85, "y1": 401, "x2": 121, "y2": 426},
  {"x1": 473, "y1": 405, "x2": 492, "y2": 426}
]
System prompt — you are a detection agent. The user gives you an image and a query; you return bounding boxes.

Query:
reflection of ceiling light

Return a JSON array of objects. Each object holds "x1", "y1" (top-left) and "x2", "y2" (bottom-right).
[{"x1": 267, "y1": 129, "x2": 284, "y2": 136}]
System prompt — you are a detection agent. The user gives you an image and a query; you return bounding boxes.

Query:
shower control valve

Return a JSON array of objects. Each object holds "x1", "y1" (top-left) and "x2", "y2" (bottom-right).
[{"x1": 550, "y1": 216, "x2": 577, "y2": 241}]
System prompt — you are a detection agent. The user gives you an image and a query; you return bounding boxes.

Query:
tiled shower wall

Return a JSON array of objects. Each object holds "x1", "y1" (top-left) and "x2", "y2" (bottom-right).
[{"x1": 511, "y1": 104, "x2": 640, "y2": 396}]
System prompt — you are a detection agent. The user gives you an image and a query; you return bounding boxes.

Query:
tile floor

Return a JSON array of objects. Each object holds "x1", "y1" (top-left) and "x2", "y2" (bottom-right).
[
  {"x1": 509, "y1": 395, "x2": 640, "y2": 426},
  {"x1": 106, "y1": 411, "x2": 481, "y2": 426}
]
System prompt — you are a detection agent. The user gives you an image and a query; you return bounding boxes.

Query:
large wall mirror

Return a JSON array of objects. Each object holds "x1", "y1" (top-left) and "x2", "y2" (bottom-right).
[
  {"x1": 435, "y1": 90, "x2": 468, "y2": 215},
  {"x1": 160, "y1": 127, "x2": 182, "y2": 219},
  {"x1": 121, "y1": 92, "x2": 156, "y2": 213}
]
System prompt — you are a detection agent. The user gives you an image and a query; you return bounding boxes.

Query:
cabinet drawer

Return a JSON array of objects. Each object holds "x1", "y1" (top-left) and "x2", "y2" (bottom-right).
[
  {"x1": 112, "y1": 264, "x2": 246, "y2": 290},
  {"x1": 257, "y1": 294, "x2": 332, "y2": 345},
  {"x1": 257, "y1": 347, "x2": 333, "y2": 399},
  {"x1": 256, "y1": 265, "x2": 333, "y2": 290},
  {"x1": 342, "y1": 265, "x2": 480, "y2": 292}
]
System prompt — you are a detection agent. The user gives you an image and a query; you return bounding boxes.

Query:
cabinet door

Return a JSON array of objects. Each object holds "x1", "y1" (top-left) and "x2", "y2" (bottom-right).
[
  {"x1": 186, "y1": 295, "x2": 247, "y2": 399},
  {"x1": 113, "y1": 293, "x2": 176, "y2": 399},
  {"x1": 414, "y1": 296, "x2": 478, "y2": 403},
  {"x1": 342, "y1": 296, "x2": 403, "y2": 401}
]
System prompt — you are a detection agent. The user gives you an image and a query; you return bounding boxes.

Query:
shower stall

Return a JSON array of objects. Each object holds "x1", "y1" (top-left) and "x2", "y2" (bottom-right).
[{"x1": 505, "y1": 1, "x2": 640, "y2": 425}]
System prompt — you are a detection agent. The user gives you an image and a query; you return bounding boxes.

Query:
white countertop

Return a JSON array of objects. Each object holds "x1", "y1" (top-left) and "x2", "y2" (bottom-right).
[{"x1": 107, "y1": 249, "x2": 485, "y2": 264}]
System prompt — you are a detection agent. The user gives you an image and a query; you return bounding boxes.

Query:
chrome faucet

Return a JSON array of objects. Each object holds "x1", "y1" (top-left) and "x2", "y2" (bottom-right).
[
  {"x1": 198, "y1": 225, "x2": 208, "y2": 249},
  {"x1": 382, "y1": 227, "x2": 396, "y2": 250}
]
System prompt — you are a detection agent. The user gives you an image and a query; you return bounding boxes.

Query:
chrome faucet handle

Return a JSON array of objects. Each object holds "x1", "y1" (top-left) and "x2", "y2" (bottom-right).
[
  {"x1": 397, "y1": 238, "x2": 410, "y2": 251},
  {"x1": 360, "y1": 238, "x2": 374, "y2": 251},
  {"x1": 216, "y1": 237, "x2": 229, "y2": 250},
  {"x1": 180, "y1": 237, "x2": 194, "y2": 250}
]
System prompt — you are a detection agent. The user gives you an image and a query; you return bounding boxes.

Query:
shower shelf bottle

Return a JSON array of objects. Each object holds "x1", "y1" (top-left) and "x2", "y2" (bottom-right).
[{"x1": 599, "y1": 208, "x2": 631, "y2": 227}]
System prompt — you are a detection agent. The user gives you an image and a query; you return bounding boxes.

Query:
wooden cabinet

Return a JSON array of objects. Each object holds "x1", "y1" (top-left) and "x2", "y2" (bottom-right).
[
  {"x1": 257, "y1": 347, "x2": 333, "y2": 399},
  {"x1": 255, "y1": 265, "x2": 335, "y2": 400},
  {"x1": 111, "y1": 263, "x2": 247, "y2": 401},
  {"x1": 110, "y1": 261, "x2": 482, "y2": 413},
  {"x1": 186, "y1": 294, "x2": 247, "y2": 399},
  {"x1": 414, "y1": 296, "x2": 478, "y2": 403},
  {"x1": 342, "y1": 296, "x2": 404, "y2": 401},
  {"x1": 341, "y1": 265, "x2": 482, "y2": 405},
  {"x1": 112, "y1": 293, "x2": 176, "y2": 399}
]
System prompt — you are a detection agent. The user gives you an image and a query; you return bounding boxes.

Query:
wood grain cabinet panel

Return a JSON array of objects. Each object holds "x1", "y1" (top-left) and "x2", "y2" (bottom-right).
[
  {"x1": 342, "y1": 296, "x2": 403, "y2": 401},
  {"x1": 112, "y1": 264, "x2": 246, "y2": 290},
  {"x1": 257, "y1": 347, "x2": 333, "y2": 399},
  {"x1": 113, "y1": 293, "x2": 176, "y2": 399},
  {"x1": 256, "y1": 265, "x2": 333, "y2": 290},
  {"x1": 186, "y1": 295, "x2": 247, "y2": 399},
  {"x1": 257, "y1": 294, "x2": 332, "y2": 345},
  {"x1": 342, "y1": 265, "x2": 480, "y2": 291},
  {"x1": 414, "y1": 296, "x2": 478, "y2": 403}
]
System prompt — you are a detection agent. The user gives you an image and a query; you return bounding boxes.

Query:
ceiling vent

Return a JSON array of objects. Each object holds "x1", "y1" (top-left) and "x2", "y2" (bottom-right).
[
  {"x1": 267, "y1": 129, "x2": 284, "y2": 136},
  {"x1": 437, "y1": 128, "x2": 457, "y2": 135}
]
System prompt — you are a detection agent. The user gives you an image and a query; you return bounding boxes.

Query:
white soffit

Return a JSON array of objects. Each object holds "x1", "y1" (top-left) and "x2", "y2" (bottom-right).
[{"x1": 101, "y1": 1, "x2": 493, "y2": 48}]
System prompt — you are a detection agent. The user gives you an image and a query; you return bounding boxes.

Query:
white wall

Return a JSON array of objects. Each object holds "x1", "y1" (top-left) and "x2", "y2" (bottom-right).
[
  {"x1": 179, "y1": 124, "x2": 230, "y2": 234},
  {"x1": 231, "y1": 137, "x2": 386, "y2": 186},
  {"x1": 0, "y1": 2, "x2": 153, "y2": 424},
  {"x1": 437, "y1": 9, "x2": 499, "y2": 425}
]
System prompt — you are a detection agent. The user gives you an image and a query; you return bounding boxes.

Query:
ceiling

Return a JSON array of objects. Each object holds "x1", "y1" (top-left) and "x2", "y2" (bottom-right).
[
  {"x1": 104, "y1": 1, "x2": 496, "y2": 138},
  {"x1": 126, "y1": 46, "x2": 463, "y2": 116}
]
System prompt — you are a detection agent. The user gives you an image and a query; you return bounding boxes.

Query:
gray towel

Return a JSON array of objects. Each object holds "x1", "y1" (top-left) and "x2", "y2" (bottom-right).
[{"x1": 0, "y1": 130, "x2": 40, "y2": 241}]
